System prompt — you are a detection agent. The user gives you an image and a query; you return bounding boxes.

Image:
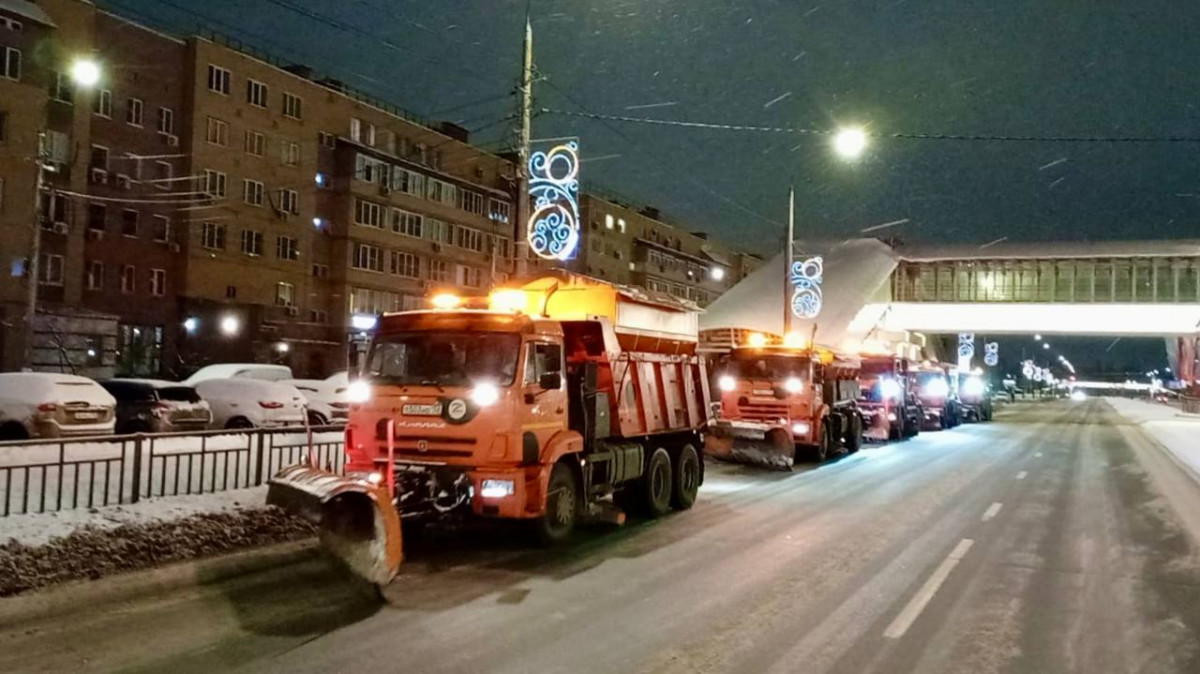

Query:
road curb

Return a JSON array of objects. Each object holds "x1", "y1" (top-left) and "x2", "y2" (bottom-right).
[{"x1": 0, "y1": 538, "x2": 320, "y2": 631}]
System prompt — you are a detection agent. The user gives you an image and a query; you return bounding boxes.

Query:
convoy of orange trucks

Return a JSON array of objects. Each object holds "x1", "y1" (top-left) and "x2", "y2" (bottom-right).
[
  {"x1": 266, "y1": 273, "x2": 995, "y2": 586},
  {"x1": 268, "y1": 273, "x2": 712, "y2": 585},
  {"x1": 702, "y1": 330, "x2": 863, "y2": 470}
]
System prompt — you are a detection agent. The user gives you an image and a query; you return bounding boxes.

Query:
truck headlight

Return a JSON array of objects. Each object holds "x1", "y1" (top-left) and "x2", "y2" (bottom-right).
[
  {"x1": 784, "y1": 377, "x2": 803, "y2": 394},
  {"x1": 880, "y1": 378, "x2": 902, "y2": 400},
  {"x1": 471, "y1": 382, "x2": 500, "y2": 407},
  {"x1": 887, "y1": 412, "x2": 898, "y2": 422},
  {"x1": 923, "y1": 379, "x2": 950, "y2": 397},
  {"x1": 791, "y1": 422, "x2": 810, "y2": 436},
  {"x1": 480, "y1": 479, "x2": 514, "y2": 499},
  {"x1": 718, "y1": 375, "x2": 737, "y2": 392},
  {"x1": 963, "y1": 376, "x2": 985, "y2": 397},
  {"x1": 346, "y1": 380, "x2": 371, "y2": 403}
]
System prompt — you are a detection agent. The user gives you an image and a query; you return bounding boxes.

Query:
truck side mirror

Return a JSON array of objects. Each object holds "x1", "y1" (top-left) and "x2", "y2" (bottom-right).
[{"x1": 539, "y1": 372, "x2": 562, "y2": 391}]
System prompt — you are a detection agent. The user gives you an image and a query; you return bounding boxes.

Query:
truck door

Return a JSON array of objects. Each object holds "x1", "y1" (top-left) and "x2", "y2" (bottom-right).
[{"x1": 522, "y1": 341, "x2": 567, "y2": 457}]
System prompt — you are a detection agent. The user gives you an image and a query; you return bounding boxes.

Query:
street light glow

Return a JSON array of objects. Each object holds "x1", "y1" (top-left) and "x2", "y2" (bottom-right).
[
  {"x1": 1043, "y1": 343, "x2": 1050, "y2": 350},
  {"x1": 220, "y1": 315, "x2": 241, "y2": 336},
  {"x1": 832, "y1": 127, "x2": 868, "y2": 159},
  {"x1": 70, "y1": 59, "x2": 101, "y2": 87},
  {"x1": 1034, "y1": 334, "x2": 1042, "y2": 341},
  {"x1": 710, "y1": 267, "x2": 726, "y2": 281}
]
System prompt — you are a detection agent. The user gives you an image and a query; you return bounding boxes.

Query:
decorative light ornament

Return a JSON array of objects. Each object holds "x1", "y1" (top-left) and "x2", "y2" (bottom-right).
[
  {"x1": 527, "y1": 141, "x2": 581, "y2": 261},
  {"x1": 790, "y1": 256, "x2": 824, "y2": 319},
  {"x1": 984, "y1": 342, "x2": 999, "y2": 367}
]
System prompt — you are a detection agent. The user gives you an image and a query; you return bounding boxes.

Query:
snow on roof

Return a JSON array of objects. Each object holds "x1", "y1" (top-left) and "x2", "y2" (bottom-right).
[
  {"x1": 896, "y1": 239, "x2": 1200, "y2": 262},
  {"x1": 700, "y1": 238, "x2": 898, "y2": 347},
  {"x1": 0, "y1": 0, "x2": 55, "y2": 27}
]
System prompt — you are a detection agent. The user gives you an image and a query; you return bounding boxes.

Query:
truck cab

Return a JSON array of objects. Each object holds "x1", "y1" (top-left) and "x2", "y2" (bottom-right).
[
  {"x1": 857, "y1": 355, "x2": 922, "y2": 440},
  {"x1": 914, "y1": 366, "x2": 961, "y2": 430},
  {"x1": 955, "y1": 372, "x2": 994, "y2": 422},
  {"x1": 706, "y1": 335, "x2": 862, "y2": 467}
]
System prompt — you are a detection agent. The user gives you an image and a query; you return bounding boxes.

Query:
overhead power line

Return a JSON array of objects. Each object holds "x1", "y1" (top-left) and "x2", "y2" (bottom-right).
[{"x1": 541, "y1": 108, "x2": 1200, "y2": 144}]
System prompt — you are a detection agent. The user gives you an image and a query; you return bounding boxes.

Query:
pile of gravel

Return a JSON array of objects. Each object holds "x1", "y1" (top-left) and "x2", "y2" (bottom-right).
[{"x1": 0, "y1": 508, "x2": 316, "y2": 597}]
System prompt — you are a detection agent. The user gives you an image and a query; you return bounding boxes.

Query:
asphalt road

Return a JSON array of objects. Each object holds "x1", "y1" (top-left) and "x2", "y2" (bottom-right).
[{"x1": 5, "y1": 398, "x2": 1200, "y2": 673}]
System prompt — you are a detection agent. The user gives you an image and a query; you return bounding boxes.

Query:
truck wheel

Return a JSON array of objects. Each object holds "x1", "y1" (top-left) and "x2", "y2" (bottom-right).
[
  {"x1": 671, "y1": 444, "x2": 700, "y2": 510},
  {"x1": 845, "y1": 414, "x2": 863, "y2": 454},
  {"x1": 535, "y1": 462, "x2": 579, "y2": 544},
  {"x1": 813, "y1": 423, "x2": 831, "y2": 462},
  {"x1": 640, "y1": 447, "x2": 673, "y2": 518}
]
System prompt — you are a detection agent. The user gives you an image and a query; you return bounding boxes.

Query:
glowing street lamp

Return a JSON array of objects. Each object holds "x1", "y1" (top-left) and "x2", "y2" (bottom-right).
[
  {"x1": 70, "y1": 58, "x2": 102, "y2": 87},
  {"x1": 220, "y1": 315, "x2": 241, "y2": 337},
  {"x1": 832, "y1": 127, "x2": 868, "y2": 160}
]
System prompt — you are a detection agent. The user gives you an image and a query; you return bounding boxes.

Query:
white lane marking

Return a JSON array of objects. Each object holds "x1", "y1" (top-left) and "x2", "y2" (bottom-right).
[
  {"x1": 982, "y1": 502, "x2": 1003, "y2": 521},
  {"x1": 1016, "y1": 471, "x2": 1028, "y2": 480},
  {"x1": 1035, "y1": 452, "x2": 1043, "y2": 457},
  {"x1": 884, "y1": 539, "x2": 975, "y2": 639}
]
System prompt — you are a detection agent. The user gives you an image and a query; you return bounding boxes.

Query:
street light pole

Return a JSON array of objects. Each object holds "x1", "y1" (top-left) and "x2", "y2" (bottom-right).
[
  {"x1": 783, "y1": 185, "x2": 795, "y2": 337},
  {"x1": 514, "y1": 14, "x2": 533, "y2": 279},
  {"x1": 22, "y1": 132, "x2": 49, "y2": 371}
]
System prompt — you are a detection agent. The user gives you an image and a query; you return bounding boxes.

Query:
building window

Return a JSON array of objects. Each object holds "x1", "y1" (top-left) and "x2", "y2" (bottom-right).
[
  {"x1": 391, "y1": 167, "x2": 425, "y2": 196},
  {"x1": 279, "y1": 189, "x2": 299, "y2": 214},
  {"x1": 122, "y1": 209, "x2": 139, "y2": 237},
  {"x1": 310, "y1": 310, "x2": 328, "y2": 324},
  {"x1": 240, "y1": 230, "x2": 264, "y2": 256},
  {"x1": 246, "y1": 78, "x2": 268, "y2": 108},
  {"x1": 52, "y1": 72, "x2": 75, "y2": 104},
  {"x1": 0, "y1": 17, "x2": 21, "y2": 31},
  {"x1": 207, "y1": 64, "x2": 231, "y2": 94},
  {"x1": 38, "y1": 254, "x2": 64, "y2": 286},
  {"x1": 282, "y1": 92, "x2": 302, "y2": 119},
  {"x1": 429, "y1": 259, "x2": 450, "y2": 282},
  {"x1": 425, "y1": 218, "x2": 453, "y2": 244},
  {"x1": 157, "y1": 107, "x2": 174, "y2": 135},
  {"x1": 275, "y1": 235, "x2": 299, "y2": 261},
  {"x1": 354, "y1": 198, "x2": 384, "y2": 228},
  {"x1": 126, "y1": 98, "x2": 144, "y2": 126},
  {"x1": 318, "y1": 132, "x2": 336, "y2": 149},
  {"x1": 276, "y1": 282, "x2": 295, "y2": 307},
  {"x1": 355, "y1": 154, "x2": 388, "y2": 184},
  {"x1": 205, "y1": 117, "x2": 229, "y2": 146},
  {"x1": 89, "y1": 145, "x2": 109, "y2": 172},
  {"x1": 244, "y1": 129, "x2": 266, "y2": 156},
  {"x1": 1, "y1": 47, "x2": 19, "y2": 81},
  {"x1": 349, "y1": 287, "x2": 400, "y2": 315},
  {"x1": 425, "y1": 178, "x2": 456, "y2": 206},
  {"x1": 243, "y1": 179, "x2": 265, "y2": 206},
  {"x1": 283, "y1": 141, "x2": 300, "y2": 166},
  {"x1": 202, "y1": 169, "x2": 227, "y2": 197},
  {"x1": 457, "y1": 189, "x2": 484, "y2": 215},
  {"x1": 154, "y1": 161, "x2": 172, "y2": 188},
  {"x1": 311, "y1": 263, "x2": 330, "y2": 278},
  {"x1": 149, "y1": 269, "x2": 166, "y2": 296},
  {"x1": 120, "y1": 264, "x2": 136, "y2": 293},
  {"x1": 352, "y1": 243, "x2": 384, "y2": 272},
  {"x1": 489, "y1": 199, "x2": 512, "y2": 224},
  {"x1": 226, "y1": 285, "x2": 237, "y2": 299},
  {"x1": 605, "y1": 214, "x2": 614, "y2": 230},
  {"x1": 350, "y1": 117, "x2": 373, "y2": 143},
  {"x1": 391, "y1": 208, "x2": 422, "y2": 238},
  {"x1": 390, "y1": 251, "x2": 420, "y2": 278},
  {"x1": 87, "y1": 204, "x2": 106, "y2": 233},
  {"x1": 152, "y1": 215, "x2": 170, "y2": 243},
  {"x1": 201, "y1": 222, "x2": 226, "y2": 250},
  {"x1": 92, "y1": 89, "x2": 112, "y2": 118},
  {"x1": 0, "y1": 111, "x2": 6, "y2": 142},
  {"x1": 455, "y1": 226, "x2": 485, "y2": 253},
  {"x1": 459, "y1": 265, "x2": 484, "y2": 289},
  {"x1": 85, "y1": 261, "x2": 103, "y2": 291}
]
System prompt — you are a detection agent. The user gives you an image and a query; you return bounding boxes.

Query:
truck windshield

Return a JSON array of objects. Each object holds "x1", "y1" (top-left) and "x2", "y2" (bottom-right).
[
  {"x1": 367, "y1": 332, "x2": 521, "y2": 387},
  {"x1": 728, "y1": 355, "x2": 808, "y2": 381}
]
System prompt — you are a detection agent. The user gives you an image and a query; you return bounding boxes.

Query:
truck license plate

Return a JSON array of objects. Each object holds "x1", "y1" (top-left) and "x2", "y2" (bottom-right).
[
  {"x1": 74, "y1": 412, "x2": 100, "y2": 420},
  {"x1": 402, "y1": 403, "x2": 443, "y2": 416}
]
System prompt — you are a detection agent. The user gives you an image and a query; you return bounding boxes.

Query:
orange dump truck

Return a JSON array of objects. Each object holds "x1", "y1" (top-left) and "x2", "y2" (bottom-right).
[
  {"x1": 702, "y1": 330, "x2": 863, "y2": 470},
  {"x1": 268, "y1": 273, "x2": 711, "y2": 585}
]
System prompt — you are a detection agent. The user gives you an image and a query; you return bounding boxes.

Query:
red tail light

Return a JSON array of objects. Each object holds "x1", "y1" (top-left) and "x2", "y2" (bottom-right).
[
  {"x1": 37, "y1": 403, "x2": 57, "y2": 413},
  {"x1": 258, "y1": 401, "x2": 284, "y2": 409}
]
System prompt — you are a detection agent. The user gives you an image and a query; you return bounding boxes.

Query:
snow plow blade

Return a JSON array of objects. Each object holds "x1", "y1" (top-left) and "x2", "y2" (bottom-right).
[
  {"x1": 267, "y1": 464, "x2": 402, "y2": 586},
  {"x1": 704, "y1": 422, "x2": 795, "y2": 471}
]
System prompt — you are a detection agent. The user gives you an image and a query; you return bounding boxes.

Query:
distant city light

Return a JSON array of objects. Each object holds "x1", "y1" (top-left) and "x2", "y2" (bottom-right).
[
  {"x1": 275, "y1": 342, "x2": 290, "y2": 353},
  {"x1": 710, "y1": 267, "x2": 726, "y2": 281},
  {"x1": 312, "y1": 217, "x2": 324, "y2": 229},
  {"x1": 314, "y1": 173, "x2": 328, "y2": 187},
  {"x1": 1034, "y1": 334, "x2": 1042, "y2": 341},
  {"x1": 183, "y1": 317, "x2": 199, "y2": 333},
  {"x1": 220, "y1": 315, "x2": 240, "y2": 336},
  {"x1": 832, "y1": 127, "x2": 868, "y2": 159},
  {"x1": 350, "y1": 314, "x2": 378, "y2": 331},
  {"x1": 1043, "y1": 343, "x2": 1050, "y2": 350}
]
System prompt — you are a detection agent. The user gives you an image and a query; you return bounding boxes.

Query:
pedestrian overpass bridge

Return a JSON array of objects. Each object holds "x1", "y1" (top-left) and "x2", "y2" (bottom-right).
[{"x1": 701, "y1": 237, "x2": 1200, "y2": 382}]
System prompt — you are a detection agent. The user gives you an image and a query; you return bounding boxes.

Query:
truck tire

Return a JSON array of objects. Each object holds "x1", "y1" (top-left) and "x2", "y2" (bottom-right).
[
  {"x1": 639, "y1": 447, "x2": 673, "y2": 518},
  {"x1": 812, "y1": 422, "x2": 831, "y2": 462},
  {"x1": 845, "y1": 414, "x2": 863, "y2": 454},
  {"x1": 535, "y1": 462, "x2": 579, "y2": 544},
  {"x1": 671, "y1": 444, "x2": 700, "y2": 510}
]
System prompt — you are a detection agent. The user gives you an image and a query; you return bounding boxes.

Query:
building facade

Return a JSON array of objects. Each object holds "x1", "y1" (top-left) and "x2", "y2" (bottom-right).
[{"x1": 574, "y1": 193, "x2": 762, "y2": 306}]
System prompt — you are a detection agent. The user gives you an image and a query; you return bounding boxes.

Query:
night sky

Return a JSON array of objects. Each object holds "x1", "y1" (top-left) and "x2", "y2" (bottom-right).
[{"x1": 106, "y1": 0, "x2": 1186, "y2": 374}]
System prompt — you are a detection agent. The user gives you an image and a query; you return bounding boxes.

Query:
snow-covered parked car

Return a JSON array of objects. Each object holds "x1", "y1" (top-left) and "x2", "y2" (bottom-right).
[
  {"x1": 184, "y1": 363, "x2": 293, "y2": 385},
  {"x1": 0, "y1": 373, "x2": 117, "y2": 440},
  {"x1": 193, "y1": 379, "x2": 307, "y2": 430},
  {"x1": 100, "y1": 379, "x2": 213, "y2": 434},
  {"x1": 283, "y1": 379, "x2": 349, "y2": 426}
]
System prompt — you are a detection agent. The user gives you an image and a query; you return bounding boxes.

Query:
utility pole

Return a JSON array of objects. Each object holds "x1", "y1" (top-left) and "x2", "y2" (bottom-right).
[
  {"x1": 22, "y1": 132, "x2": 48, "y2": 371},
  {"x1": 783, "y1": 185, "x2": 795, "y2": 337},
  {"x1": 514, "y1": 14, "x2": 534, "y2": 279}
]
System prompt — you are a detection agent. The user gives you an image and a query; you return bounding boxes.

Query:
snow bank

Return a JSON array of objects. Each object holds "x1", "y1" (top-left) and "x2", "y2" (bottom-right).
[{"x1": 1106, "y1": 397, "x2": 1200, "y2": 477}]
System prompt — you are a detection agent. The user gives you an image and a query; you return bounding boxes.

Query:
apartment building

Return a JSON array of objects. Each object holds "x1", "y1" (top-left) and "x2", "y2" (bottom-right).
[{"x1": 575, "y1": 193, "x2": 762, "y2": 306}]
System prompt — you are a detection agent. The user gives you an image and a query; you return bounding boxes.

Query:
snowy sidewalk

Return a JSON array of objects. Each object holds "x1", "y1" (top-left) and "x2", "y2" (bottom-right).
[{"x1": 1106, "y1": 397, "x2": 1200, "y2": 478}]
